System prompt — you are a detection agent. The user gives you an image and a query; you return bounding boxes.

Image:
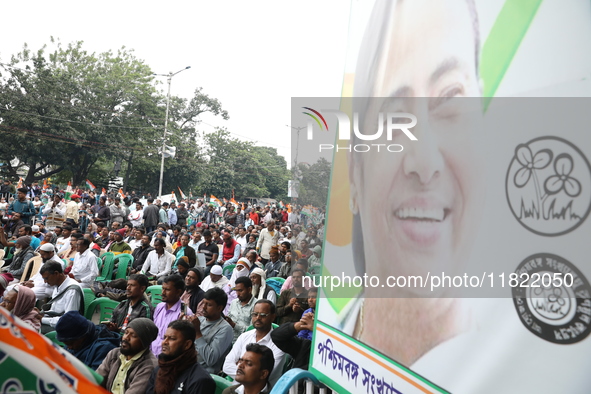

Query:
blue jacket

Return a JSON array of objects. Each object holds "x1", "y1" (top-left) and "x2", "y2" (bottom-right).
[
  {"x1": 70, "y1": 325, "x2": 121, "y2": 370},
  {"x1": 7, "y1": 199, "x2": 36, "y2": 224}
]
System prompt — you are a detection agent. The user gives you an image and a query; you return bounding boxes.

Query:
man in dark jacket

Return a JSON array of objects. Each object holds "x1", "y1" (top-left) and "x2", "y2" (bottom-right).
[
  {"x1": 143, "y1": 198, "x2": 160, "y2": 233},
  {"x1": 1, "y1": 236, "x2": 35, "y2": 280},
  {"x1": 105, "y1": 274, "x2": 154, "y2": 332},
  {"x1": 146, "y1": 320, "x2": 215, "y2": 394},
  {"x1": 131, "y1": 235, "x2": 155, "y2": 273},
  {"x1": 55, "y1": 311, "x2": 121, "y2": 369},
  {"x1": 97, "y1": 318, "x2": 159, "y2": 394},
  {"x1": 176, "y1": 203, "x2": 189, "y2": 227},
  {"x1": 270, "y1": 311, "x2": 314, "y2": 370}
]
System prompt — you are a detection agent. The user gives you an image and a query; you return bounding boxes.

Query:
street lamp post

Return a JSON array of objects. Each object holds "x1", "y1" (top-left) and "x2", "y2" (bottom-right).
[{"x1": 154, "y1": 66, "x2": 191, "y2": 199}]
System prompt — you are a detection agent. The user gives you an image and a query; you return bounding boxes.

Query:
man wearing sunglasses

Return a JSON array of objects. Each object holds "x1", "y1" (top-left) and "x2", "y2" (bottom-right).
[{"x1": 223, "y1": 299, "x2": 285, "y2": 387}]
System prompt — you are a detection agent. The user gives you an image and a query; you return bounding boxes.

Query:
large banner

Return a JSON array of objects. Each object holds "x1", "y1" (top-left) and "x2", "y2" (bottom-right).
[{"x1": 295, "y1": 0, "x2": 591, "y2": 393}]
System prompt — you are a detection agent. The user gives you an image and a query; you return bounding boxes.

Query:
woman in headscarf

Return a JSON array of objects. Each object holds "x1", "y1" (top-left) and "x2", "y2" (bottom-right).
[
  {"x1": 249, "y1": 267, "x2": 276, "y2": 304},
  {"x1": 223, "y1": 258, "x2": 252, "y2": 315},
  {"x1": 0, "y1": 285, "x2": 41, "y2": 331}
]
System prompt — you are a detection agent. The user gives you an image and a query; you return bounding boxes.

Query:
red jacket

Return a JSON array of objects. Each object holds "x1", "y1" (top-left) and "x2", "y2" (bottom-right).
[{"x1": 222, "y1": 239, "x2": 239, "y2": 261}]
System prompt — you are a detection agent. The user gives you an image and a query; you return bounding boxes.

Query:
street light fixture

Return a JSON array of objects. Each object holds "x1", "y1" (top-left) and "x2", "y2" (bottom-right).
[{"x1": 154, "y1": 66, "x2": 191, "y2": 198}]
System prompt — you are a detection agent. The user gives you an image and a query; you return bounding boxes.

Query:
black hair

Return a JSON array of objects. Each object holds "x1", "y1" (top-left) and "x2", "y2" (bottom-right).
[
  {"x1": 296, "y1": 259, "x2": 309, "y2": 269},
  {"x1": 254, "y1": 299, "x2": 276, "y2": 314},
  {"x1": 187, "y1": 268, "x2": 203, "y2": 282},
  {"x1": 62, "y1": 225, "x2": 73, "y2": 232},
  {"x1": 168, "y1": 320, "x2": 196, "y2": 342},
  {"x1": 281, "y1": 241, "x2": 291, "y2": 249},
  {"x1": 163, "y1": 274, "x2": 185, "y2": 291},
  {"x1": 203, "y1": 287, "x2": 227, "y2": 307},
  {"x1": 153, "y1": 238, "x2": 166, "y2": 247},
  {"x1": 235, "y1": 276, "x2": 252, "y2": 289},
  {"x1": 128, "y1": 273, "x2": 149, "y2": 289},
  {"x1": 202, "y1": 230, "x2": 212, "y2": 237},
  {"x1": 40, "y1": 261, "x2": 63, "y2": 275},
  {"x1": 245, "y1": 343, "x2": 275, "y2": 378}
]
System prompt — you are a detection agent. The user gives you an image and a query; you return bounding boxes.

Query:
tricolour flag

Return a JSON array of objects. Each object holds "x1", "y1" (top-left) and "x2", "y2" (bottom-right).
[
  {"x1": 16, "y1": 177, "x2": 23, "y2": 188},
  {"x1": 118, "y1": 188, "x2": 124, "y2": 199},
  {"x1": 85, "y1": 179, "x2": 96, "y2": 190},
  {"x1": 178, "y1": 187, "x2": 187, "y2": 200},
  {"x1": 65, "y1": 181, "x2": 73, "y2": 200},
  {"x1": 42, "y1": 179, "x2": 48, "y2": 191},
  {"x1": 210, "y1": 195, "x2": 222, "y2": 207}
]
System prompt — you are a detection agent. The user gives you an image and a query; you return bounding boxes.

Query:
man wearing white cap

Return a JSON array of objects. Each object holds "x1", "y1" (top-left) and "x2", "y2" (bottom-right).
[
  {"x1": 199, "y1": 265, "x2": 229, "y2": 292},
  {"x1": 22, "y1": 243, "x2": 66, "y2": 300}
]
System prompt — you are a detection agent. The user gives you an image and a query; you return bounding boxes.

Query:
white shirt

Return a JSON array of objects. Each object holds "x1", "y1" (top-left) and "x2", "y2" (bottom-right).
[
  {"x1": 70, "y1": 248, "x2": 99, "y2": 288},
  {"x1": 40, "y1": 276, "x2": 82, "y2": 327},
  {"x1": 128, "y1": 238, "x2": 142, "y2": 251},
  {"x1": 235, "y1": 235, "x2": 248, "y2": 252},
  {"x1": 141, "y1": 250, "x2": 174, "y2": 278},
  {"x1": 55, "y1": 236, "x2": 71, "y2": 255},
  {"x1": 223, "y1": 328, "x2": 285, "y2": 387},
  {"x1": 128, "y1": 209, "x2": 144, "y2": 227},
  {"x1": 31, "y1": 254, "x2": 65, "y2": 299},
  {"x1": 189, "y1": 239, "x2": 204, "y2": 251}
]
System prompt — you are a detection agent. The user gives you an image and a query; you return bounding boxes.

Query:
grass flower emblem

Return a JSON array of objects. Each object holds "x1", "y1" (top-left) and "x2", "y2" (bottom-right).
[
  {"x1": 513, "y1": 145, "x2": 553, "y2": 188},
  {"x1": 544, "y1": 153, "x2": 582, "y2": 197}
]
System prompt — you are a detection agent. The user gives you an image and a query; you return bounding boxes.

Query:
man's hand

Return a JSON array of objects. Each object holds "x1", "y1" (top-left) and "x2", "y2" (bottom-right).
[
  {"x1": 288, "y1": 297, "x2": 298, "y2": 309},
  {"x1": 224, "y1": 315, "x2": 236, "y2": 328},
  {"x1": 21, "y1": 280, "x2": 34, "y2": 288},
  {"x1": 187, "y1": 314, "x2": 202, "y2": 336},
  {"x1": 293, "y1": 301, "x2": 303, "y2": 313},
  {"x1": 103, "y1": 321, "x2": 119, "y2": 332},
  {"x1": 294, "y1": 312, "x2": 314, "y2": 332}
]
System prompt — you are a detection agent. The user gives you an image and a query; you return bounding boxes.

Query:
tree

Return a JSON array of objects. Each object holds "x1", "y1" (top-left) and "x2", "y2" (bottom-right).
[
  {"x1": 0, "y1": 40, "x2": 162, "y2": 185},
  {"x1": 294, "y1": 158, "x2": 331, "y2": 207}
]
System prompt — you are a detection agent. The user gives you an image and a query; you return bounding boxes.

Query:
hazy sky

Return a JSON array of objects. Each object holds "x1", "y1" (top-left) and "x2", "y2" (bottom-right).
[{"x1": 2, "y1": 1, "x2": 352, "y2": 165}]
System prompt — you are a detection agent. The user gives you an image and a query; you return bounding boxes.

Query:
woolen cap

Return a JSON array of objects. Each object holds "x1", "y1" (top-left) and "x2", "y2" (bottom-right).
[
  {"x1": 56, "y1": 311, "x2": 95, "y2": 342},
  {"x1": 127, "y1": 318, "x2": 158, "y2": 348}
]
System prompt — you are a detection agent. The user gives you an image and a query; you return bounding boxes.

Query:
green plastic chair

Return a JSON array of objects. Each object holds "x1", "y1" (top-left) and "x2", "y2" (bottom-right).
[
  {"x1": 84, "y1": 298, "x2": 120, "y2": 321},
  {"x1": 82, "y1": 288, "x2": 96, "y2": 316},
  {"x1": 223, "y1": 264, "x2": 236, "y2": 277},
  {"x1": 113, "y1": 253, "x2": 134, "y2": 279},
  {"x1": 44, "y1": 330, "x2": 65, "y2": 347},
  {"x1": 211, "y1": 374, "x2": 232, "y2": 394},
  {"x1": 146, "y1": 285, "x2": 163, "y2": 307},
  {"x1": 96, "y1": 255, "x2": 104, "y2": 272},
  {"x1": 96, "y1": 252, "x2": 115, "y2": 282}
]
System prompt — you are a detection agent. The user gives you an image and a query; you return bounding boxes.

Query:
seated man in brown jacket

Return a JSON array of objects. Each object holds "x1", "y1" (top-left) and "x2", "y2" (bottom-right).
[{"x1": 96, "y1": 318, "x2": 158, "y2": 394}]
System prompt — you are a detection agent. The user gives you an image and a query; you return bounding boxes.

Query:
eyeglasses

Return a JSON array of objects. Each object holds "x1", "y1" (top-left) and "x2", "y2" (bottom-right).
[{"x1": 251, "y1": 312, "x2": 270, "y2": 318}]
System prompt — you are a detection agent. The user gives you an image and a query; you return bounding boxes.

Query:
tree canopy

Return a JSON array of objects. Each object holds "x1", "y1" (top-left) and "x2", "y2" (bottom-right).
[{"x1": 0, "y1": 39, "x2": 291, "y2": 200}]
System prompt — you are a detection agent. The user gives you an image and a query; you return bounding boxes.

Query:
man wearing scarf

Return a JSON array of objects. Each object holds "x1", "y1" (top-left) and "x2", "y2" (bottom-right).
[
  {"x1": 223, "y1": 258, "x2": 252, "y2": 315},
  {"x1": 146, "y1": 320, "x2": 215, "y2": 394},
  {"x1": 250, "y1": 268, "x2": 277, "y2": 304},
  {"x1": 2, "y1": 236, "x2": 35, "y2": 280}
]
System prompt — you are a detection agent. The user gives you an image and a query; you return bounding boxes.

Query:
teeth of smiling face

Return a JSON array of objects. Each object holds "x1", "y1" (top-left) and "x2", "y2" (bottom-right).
[{"x1": 395, "y1": 208, "x2": 445, "y2": 221}]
